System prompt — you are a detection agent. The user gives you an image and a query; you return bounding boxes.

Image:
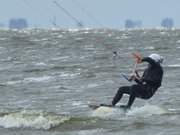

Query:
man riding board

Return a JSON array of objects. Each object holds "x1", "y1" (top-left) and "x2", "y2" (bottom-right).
[{"x1": 111, "y1": 52, "x2": 164, "y2": 109}]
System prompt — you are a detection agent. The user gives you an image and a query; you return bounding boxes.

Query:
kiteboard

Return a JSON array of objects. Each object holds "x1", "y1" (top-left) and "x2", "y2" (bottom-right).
[{"x1": 88, "y1": 103, "x2": 129, "y2": 111}]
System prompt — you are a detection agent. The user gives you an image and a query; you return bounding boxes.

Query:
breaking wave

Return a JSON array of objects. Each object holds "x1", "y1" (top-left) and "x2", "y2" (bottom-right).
[{"x1": 0, "y1": 110, "x2": 70, "y2": 130}]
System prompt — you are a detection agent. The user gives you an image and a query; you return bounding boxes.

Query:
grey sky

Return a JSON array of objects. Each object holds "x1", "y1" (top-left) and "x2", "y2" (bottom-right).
[{"x1": 0, "y1": 0, "x2": 179, "y2": 28}]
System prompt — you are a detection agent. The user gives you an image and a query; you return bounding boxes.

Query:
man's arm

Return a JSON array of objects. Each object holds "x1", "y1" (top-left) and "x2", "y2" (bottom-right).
[
  {"x1": 129, "y1": 73, "x2": 143, "y2": 84},
  {"x1": 132, "y1": 52, "x2": 159, "y2": 66},
  {"x1": 142, "y1": 57, "x2": 159, "y2": 67}
]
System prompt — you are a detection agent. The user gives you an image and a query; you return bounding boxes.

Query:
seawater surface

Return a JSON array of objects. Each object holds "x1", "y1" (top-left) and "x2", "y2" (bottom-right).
[{"x1": 0, "y1": 28, "x2": 180, "y2": 135}]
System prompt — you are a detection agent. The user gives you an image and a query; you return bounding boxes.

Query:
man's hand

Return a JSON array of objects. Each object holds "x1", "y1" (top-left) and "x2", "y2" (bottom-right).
[
  {"x1": 129, "y1": 73, "x2": 141, "y2": 82},
  {"x1": 135, "y1": 70, "x2": 140, "y2": 78},
  {"x1": 129, "y1": 76, "x2": 134, "y2": 82},
  {"x1": 132, "y1": 52, "x2": 142, "y2": 64},
  {"x1": 129, "y1": 74, "x2": 136, "y2": 82}
]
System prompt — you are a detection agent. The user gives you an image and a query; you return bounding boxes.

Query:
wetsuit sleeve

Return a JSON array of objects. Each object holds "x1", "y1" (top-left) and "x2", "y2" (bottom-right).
[
  {"x1": 134, "y1": 57, "x2": 158, "y2": 85},
  {"x1": 141, "y1": 57, "x2": 163, "y2": 88},
  {"x1": 141, "y1": 57, "x2": 158, "y2": 67}
]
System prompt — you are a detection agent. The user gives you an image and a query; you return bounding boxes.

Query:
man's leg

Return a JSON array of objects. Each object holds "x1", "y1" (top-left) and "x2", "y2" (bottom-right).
[
  {"x1": 112, "y1": 86, "x2": 131, "y2": 106},
  {"x1": 126, "y1": 94, "x2": 136, "y2": 108},
  {"x1": 124, "y1": 84, "x2": 145, "y2": 108}
]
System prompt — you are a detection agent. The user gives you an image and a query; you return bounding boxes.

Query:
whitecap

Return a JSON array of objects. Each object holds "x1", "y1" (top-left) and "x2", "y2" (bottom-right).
[
  {"x1": 34, "y1": 62, "x2": 47, "y2": 66},
  {"x1": 75, "y1": 37, "x2": 84, "y2": 40},
  {"x1": 167, "y1": 64, "x2": 180, "y2": 68},
  {"x1": 127, "y1": 47, "x2": 135, "y2": 50},
  {"x1": 160, "y1": 31, "x2": 167, "y2": 35},
  {"x1": 83, "y1": 31, "x2": 90, "y2": 34},
  {"x1": 91, "y1": 106, "x2": 125, "y2": 118},
  {"x1": 144, "y1": 46, "x2": 155, "y2": 50},
  {"x1": 115, "y1": 36, "x2": 121, "y2": 39},
  {"x1": 77, "y1": 129, "x2": 107, "y2": 135},
  {"x1": 51, "y1": 56, "x2": 70, "y2": 61},
  {"x1": 72, "y1": 101, "x2": 83, "y2": 106},
  {"x1": 91, "y1": 104, "x2": 168, "y2": 119},
  {"x1": 59, "y1": 72, "x2": 80, "y2": 78},
  {"x1": 176, "y1": 40, "x2": 180, "y2": 43},
  {"x1": 6, "y1": 80, "x2": 22, "y2": 85},
  {"x1": 23, "y1": 76, "x2": 52, "y2": 83},
  {"x1": 57, "y1": 35, "x2": 63, "y2": 38},
  {"x1": 127, "y1": 104, "x2": 168, "y2": 117},
  {"x1": 31, "y1": 38, "x2": 48, "y2": 42},
  {"x1": 68, "y1": 28, "x2": 80, "y2": 32},
  {"x1": 121, "y1": 35, "x2": 129, "y2": 39},
  {"x1": 0, "y1": 110, "x2": 70, "y2": 130},
  {"x1": 87, "y1": 83, "x2": 99, "y2": 88},
  {"x1": 0, "y1": 38, "x2": 7, "y2": 41}
]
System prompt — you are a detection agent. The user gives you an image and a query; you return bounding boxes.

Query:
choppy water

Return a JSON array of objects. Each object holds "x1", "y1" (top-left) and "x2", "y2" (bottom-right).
[{"x1": 0, "y1": 28, "x2": 180, "y2": 135}]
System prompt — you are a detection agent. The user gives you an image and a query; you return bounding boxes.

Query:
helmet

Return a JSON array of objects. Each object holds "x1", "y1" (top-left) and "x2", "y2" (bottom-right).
[{"x1": 148, "y1": 53, "x2": 163, "y2": 63}]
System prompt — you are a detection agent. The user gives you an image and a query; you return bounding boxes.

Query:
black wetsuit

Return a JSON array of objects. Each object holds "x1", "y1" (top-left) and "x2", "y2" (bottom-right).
[{"x1": 112, "y1": 57, "x2": 163, "y2": 108}]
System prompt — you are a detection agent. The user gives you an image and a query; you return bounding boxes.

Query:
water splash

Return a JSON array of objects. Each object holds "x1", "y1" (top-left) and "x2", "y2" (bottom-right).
[
  {"x1": 127, "y1": 104, "x2": 168, "y2": 117},
  {"x1": 91, "y1": 104, "x2": 168, "y2": 119},
  {"x1": 0, "y1": 110, "x2": 70, "y2": 130},
  {"x1": 91, "y1": 106, "x2": 125, "y2": 118}
]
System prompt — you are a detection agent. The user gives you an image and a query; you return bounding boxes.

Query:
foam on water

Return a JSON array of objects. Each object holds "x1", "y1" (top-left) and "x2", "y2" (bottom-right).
[
  {"x1": 176, "y1": 40, "x2": 180, "y2": 43},
  {"x1": 0, "y1": 38, "x2": 7, "y2": 41},
  {"x1": 72, "y1": 101, "x2": 83, "y2": 106},
  {"x1": 91, "y1": 104, "x2": 168, "y2": 119},
  {"x1": 91, "y1": 106, "x2": 125, "y2": 118},
  {"x1": 6, "y1": 80, "x2": 22, "y2": 85},
  {"x1": 23, "y1": 76, "x2": 52, "y2": 83},
  {"x1": 34, "y1": 62, "x2": 47, "y2": 66},
  {"x1": 87, "y1": 83, "x2": 99, "y2": 88},
  {"x1": 0, "y1": 110, "x2": 70, "y2": 130},
  {"x1": 144, "y1": 46, "x2": 155, "y2": 50},
  {"x1": 167, "y1": 64, "x2": 180, "y2": 68},
  {"x1": 76, "y1": 129, "x2": 107, "y2": 135},
  {"x1": 127, "y1": 104, "x2": 168, "y2": 117}
]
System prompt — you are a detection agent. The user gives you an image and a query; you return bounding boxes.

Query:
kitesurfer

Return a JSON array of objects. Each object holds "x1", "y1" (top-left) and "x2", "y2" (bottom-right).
[{"x1": 111, "y1": 53, "x2": 164, "y2": 109}]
